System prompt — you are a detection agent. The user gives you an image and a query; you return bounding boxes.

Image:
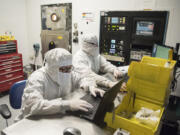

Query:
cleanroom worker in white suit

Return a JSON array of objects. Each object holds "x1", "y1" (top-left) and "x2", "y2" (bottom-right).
[
  {"x1": 16, "y1": 48, "x2": 105, "y2": 121},
  {"x1": 73, "y1": 34, "x2": 126, "y2": 89}
]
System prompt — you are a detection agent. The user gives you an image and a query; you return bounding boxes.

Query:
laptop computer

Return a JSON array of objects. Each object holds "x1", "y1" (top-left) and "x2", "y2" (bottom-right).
[{"x1": 67, "y1": 78, "x2": 124, "y2": 125}]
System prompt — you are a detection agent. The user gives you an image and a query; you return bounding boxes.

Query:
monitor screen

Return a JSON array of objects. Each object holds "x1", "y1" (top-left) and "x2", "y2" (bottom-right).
[
  {"x1": 111, "y1": 44, "x2": 115, "y2": 48},
  {"x1": 109, "y1": 49, "x2": 116, "y2": 54},
  {"x1": 111, "y1": 17, "x2": 119, "y2": 24},
  {"x1": 152, "y1": 44, "x2": 172, "y2": 59},
  {"x1": 111, "y1": 39, "x2": 116, "y2": 44},
  {"x1": 136, "y1": 21, "x2": 154, "y2": 36}
]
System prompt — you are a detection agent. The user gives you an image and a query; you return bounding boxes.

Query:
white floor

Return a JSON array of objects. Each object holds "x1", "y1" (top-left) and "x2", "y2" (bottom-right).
[{"x1": 0, "y1": 93, "x2": 20, "y2": 132}]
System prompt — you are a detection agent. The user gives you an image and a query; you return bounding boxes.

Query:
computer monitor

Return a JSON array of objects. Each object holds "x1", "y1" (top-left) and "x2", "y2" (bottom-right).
[
  {"x1": 111, "y1": 17, "x2": 119, "y2": 24},
  {"x1": 136, "y1": 21, "x2": 154, "y2": 36},
  {"x1": 152, "y1": 44, "x2": 173, "y2": 59}
]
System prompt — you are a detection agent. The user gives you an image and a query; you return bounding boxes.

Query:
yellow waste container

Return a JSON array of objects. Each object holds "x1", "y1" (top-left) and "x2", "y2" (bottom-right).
[{"x1": 104, "y1": 56, "x2": 176, "y2": 135}]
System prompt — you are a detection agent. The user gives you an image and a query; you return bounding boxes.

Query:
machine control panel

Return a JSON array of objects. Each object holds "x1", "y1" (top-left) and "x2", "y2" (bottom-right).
[
  {"x1": 100, "y1": 11, "x2": 168, "y2": 65},
  {"x1": 100, "y1": 14, "x2": 130, "y2": 65},
  {"x1": 104, "y1": 17, "x2": 126, "y2": 32}
]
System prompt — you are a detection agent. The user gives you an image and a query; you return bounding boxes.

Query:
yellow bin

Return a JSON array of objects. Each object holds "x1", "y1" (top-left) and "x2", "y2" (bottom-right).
[{"x1": 104, "y1": 56, "x2": 176, "y2": 135}]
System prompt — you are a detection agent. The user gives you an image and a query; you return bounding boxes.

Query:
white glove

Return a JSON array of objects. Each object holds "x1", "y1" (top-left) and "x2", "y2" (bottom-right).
[
  {"x1": 97, "y1": 79, "x2": 116, "y2": 88},
  {"x1": 113, "y1": 69, "x2": 124, "y2": 79},
  {"x1": 108, "y1": 81, "x2": 117, "y2": 88},
  {"x1": 68, "y1": 99, "x2": 93, "y2": 112},
  {"x1": 89, "y1": 86, "x2": 105, "y2": 97}
]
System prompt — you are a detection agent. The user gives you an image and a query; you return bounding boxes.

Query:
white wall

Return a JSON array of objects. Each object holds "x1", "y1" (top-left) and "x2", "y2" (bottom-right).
[{"x1": 0, "y1": 0, "x2": 29, "y2": 65}]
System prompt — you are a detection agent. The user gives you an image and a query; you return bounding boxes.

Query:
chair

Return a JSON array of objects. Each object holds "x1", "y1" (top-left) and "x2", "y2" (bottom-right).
[
  {"x1": 9, "y1": 80, "x2": 26, "y2": 109},
  {"x1": 0, "y1": 80, "x2": 26, "y2": 126}
]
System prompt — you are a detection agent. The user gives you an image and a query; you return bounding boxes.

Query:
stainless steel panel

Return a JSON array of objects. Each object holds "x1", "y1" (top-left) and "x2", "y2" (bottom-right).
[{"x1": 41, "y1": 30, "x2": 69, "y2": 58}]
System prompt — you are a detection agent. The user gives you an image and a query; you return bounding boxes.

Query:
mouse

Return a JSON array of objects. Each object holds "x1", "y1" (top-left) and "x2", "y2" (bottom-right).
[{"x1": 63, "y1": 127, "x2": 81, "y2": 135}]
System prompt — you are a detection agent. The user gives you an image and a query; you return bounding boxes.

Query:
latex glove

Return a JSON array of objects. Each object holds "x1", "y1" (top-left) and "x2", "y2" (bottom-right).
[
  {"x1": 68, "y1": 99, "x2": 93, "y2": 112},
  {"x1": 96, "y1": 79, "x2": 116, "y2": 88},
  {"x1": 108, "y1": 81, "x2": 117, "y2": 88},
  {"x1": 113, "y1": 69, "x2": 124, "y2": 79},
  {"x1": 89, "y1": 86, "x2": 105, "y2": 97}
]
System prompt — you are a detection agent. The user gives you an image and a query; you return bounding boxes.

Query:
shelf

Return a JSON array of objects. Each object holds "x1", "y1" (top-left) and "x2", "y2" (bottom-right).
[{"x1": 101, "y1": 54, "x2": 124, "y2": 62}]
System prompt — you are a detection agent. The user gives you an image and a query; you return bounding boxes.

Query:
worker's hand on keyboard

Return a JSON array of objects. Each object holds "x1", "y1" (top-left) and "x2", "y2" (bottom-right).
[
  {"x1": 69, "y1": 99, "x2": 93, "y2": 112},
  {"x1": 89, "y1": 86, "x2": 105, "y2": 97}
]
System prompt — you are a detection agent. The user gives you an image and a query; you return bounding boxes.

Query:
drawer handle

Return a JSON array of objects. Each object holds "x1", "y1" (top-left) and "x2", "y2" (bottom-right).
[
  {"x1": 2, "y1": 64, "x2": 21, "y2": 69},
  {"x1": 5, "y1": 74, "x2": 13, "y2": 78},
  {"x1": 0, "y1": 75, "x2": 23, "y2": 84},
  {"x1": 5, "y1": 69, "x2": 12, "y2": 72},
  {"x1": 12, "y1": 56, "x2": 20, "y2": 59},
  {"x1": 0, "y1": 57, "x2": 20, "y2": 62},
  {"x1": 2, "y1": 61, "x2": 13, "y2": 65},
  {"x1": 0, "y1": 60, "x2": 21, "y2": 66}
]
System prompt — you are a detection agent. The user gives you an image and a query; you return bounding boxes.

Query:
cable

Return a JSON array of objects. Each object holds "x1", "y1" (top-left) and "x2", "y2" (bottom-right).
[
  {"x1": 33, "y1": 43, "x2": 40, "y2": 71},
  {"x1": 171, "y1": 71, "x2": 180, "y2": 91}
]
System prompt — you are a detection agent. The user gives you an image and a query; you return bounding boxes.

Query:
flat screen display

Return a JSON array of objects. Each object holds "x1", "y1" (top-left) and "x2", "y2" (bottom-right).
[
  {"x1": 111, "y1": 44, "x2": 115, "y2": 48},
  {"x1": 136, "y1": 21, "x2": 154, "y2": 36},
  {"x1": 109, "y1": 49, "x2": 115, "y2": 54},
  {"x1": 111, "y1": 17, "x2": 119, "y2": 24},
  {"x1": 152, "y1": 44, "x2": 172, "y2": 59},
  {"x1": 111, "y1": 39, "x2": 116, "y2": 44}
]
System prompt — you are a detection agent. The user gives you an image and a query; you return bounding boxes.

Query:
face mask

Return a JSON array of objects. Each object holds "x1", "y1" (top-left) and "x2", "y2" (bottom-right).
[
  {"x1": 58, "y1": 72, "x2": 72, "y2": 96},
  {"x1": 82, "y1": 42, "x2": 99, "y2": 57},
  {"x1": 88, "y1": 46, "x2": 99, "y2": 56},
  {"x1": 46, "y1": 65, "x2": 59, "y2": 84},
  {"x1": 57, "y1": 59, "x2": 72, "y2": 96}
]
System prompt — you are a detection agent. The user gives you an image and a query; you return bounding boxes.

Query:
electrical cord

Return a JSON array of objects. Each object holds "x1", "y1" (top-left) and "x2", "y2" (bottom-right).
[{"x1": 171, "y1": 71, "x2": 180, "y2": 91}]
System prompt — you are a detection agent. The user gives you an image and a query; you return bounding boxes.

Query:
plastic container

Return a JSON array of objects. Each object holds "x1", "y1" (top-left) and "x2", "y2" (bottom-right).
[{"x1": 104, "y1": 56, "x2": 176, "y2": 135}]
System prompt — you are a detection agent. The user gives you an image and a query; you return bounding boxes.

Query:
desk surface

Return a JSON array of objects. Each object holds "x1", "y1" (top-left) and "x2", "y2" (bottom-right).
[
  {"x1": 2, "y1": 115, "x2": 111, "y2": 135},
  {"x1": 1, "y1": 86, "x2": 118, "y2": 135}
]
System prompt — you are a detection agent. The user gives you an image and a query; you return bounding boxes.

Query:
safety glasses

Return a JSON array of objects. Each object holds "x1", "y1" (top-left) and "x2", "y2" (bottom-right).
[{"x1": 59, "y1": 65, "x2": 73, "y2": 73}]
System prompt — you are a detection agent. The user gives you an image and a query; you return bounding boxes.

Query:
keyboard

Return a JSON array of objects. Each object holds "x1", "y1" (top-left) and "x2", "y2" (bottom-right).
[
  {"x1": 67, "y1": 80, "x2": 125, "y2": 124},
  {"x1": 78, "y1": 94, "x2": 102, "y2": 120}
]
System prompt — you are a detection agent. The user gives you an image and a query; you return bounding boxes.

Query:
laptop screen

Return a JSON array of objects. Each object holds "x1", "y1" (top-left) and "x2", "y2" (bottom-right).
[{"x1": 94, "y1": 79, "x2": 124, "y2": 124}]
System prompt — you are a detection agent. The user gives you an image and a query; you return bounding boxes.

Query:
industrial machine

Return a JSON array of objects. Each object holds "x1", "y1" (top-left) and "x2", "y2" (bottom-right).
[
  {"x1": 99, "y1": 11, "x2": 169, "y2": 66},
  {"x1": 41, "y1": 3, "x2": 72, "y2": 58}
]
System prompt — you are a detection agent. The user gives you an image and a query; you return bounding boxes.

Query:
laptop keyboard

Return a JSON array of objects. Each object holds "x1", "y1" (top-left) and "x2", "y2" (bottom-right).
[
  {"x1": 67, "y1": 80, "x2": 124, "y2": 124},
  {"x1": 67, "y1": 94, "x2": 102, "y2": 120},
  {"x1": 70, "y1": 94, "x2": 101, "y2": 120},
  {"x1": 81, "y1": 94, "x2": 102, "y2": 113}
]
